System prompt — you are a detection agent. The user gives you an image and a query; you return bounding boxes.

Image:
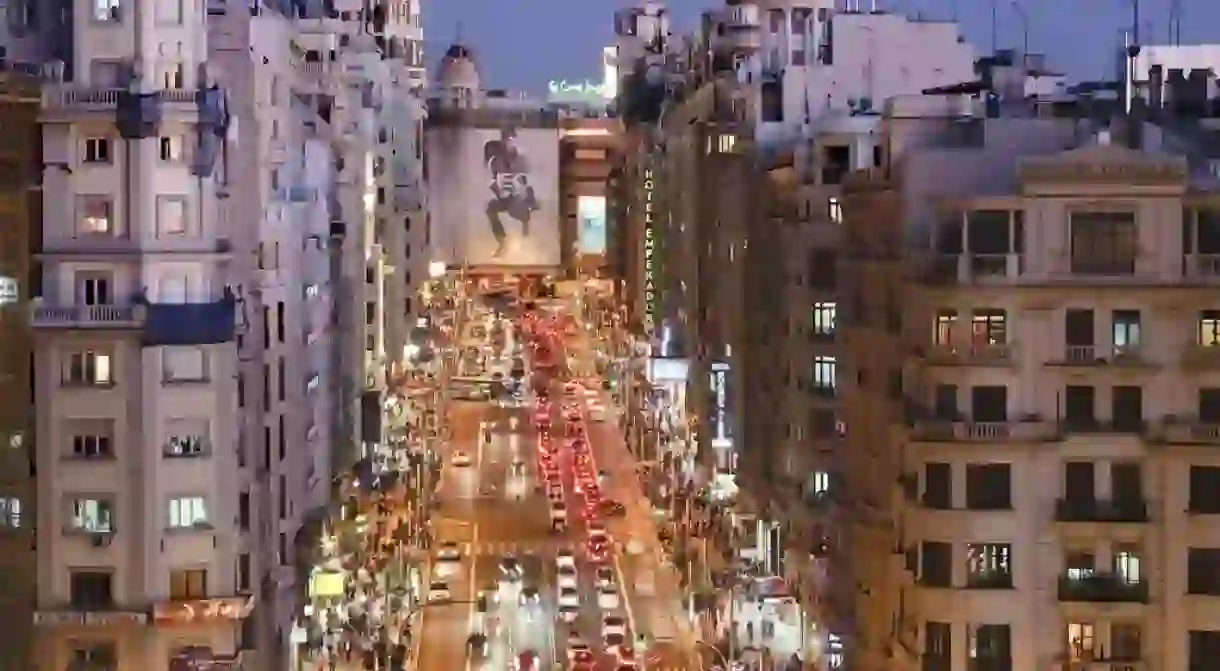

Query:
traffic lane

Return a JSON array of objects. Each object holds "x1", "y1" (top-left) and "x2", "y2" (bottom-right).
[{"x1": 416, "y1": 598, "x2": 474, "y2": 671}]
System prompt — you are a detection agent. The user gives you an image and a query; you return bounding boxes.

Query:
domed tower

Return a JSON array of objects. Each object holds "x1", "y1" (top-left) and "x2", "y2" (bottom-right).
[{"x1": 436, "y1": 43, "x2": 484, "y2": 109}]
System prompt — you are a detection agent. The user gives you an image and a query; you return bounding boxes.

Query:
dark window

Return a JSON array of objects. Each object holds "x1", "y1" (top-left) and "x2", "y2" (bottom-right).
[
  {"x1": 933, "y1": 384, "x2": 958, "y2": 420},
  {"x1": 276, "y1": 301, "x2": 285, "y2": 342},
  {"x1": 1187, "y1": 548, "x2": 1220, "y2": 595},
  {"x1": 277, "y1": 358, "x2": 286, "y2": 402},
  {"x1": 922, "y1": 463, "x2": 951, "y2": 509},
  {"x1": 1063, "y1": 385, "x2": 1096, "y2": 429},
  {"x1": 1189, "y1": 630, "x2": 1220, "y2": 670},
  {"x1": 808, "y1": 250, "x2": 836, "y2": 289},
  {"x1": 262, "y1": 306, "x2": 270, "y2": 348},
  {"x1": 760, "y1": 81, "x2": 783, "y2": 122},
  {"x1": 238, "y1": 492, "x2": 250, "y2": 530},
  {"x1": 238, "y1": 553, "x2": 252, "y2": 592},
  {"x1": 919, "y1": 542, "x2": 952, "y2": 587},
  {"x1": 1070, "y1": 211, "x2": 1136, "y2": 274},
  {"x1": 970, "y1": 386, "x2": 1007, "y2": 422},
  {"x1": 965, "y1": 210, "x2": 1011, "y2": 254},
  {"x1": 1111, "y1": 386, "x2": 1143, "y2": 432},
  {"x1": 1064, "y1": 309, "x2": 1095, "y2": 347},
  {"x1": 965, "y1": 464, "x2": 1011, "y2": 510},
  {"x1": 1199, "y1": 388, "x2": 1220, "y2": 423},
  {"x1": 1189, "y1": 466, "x2": 1220, "y2": 514},
  {"x1": 1063, "y1": 461, "x2": 1095, "y2": 501},
  {"x1": 70, "y1": 571, "x2": 114, "y2": 609},
  {"x1": 969, "y1": 624, "x2": 1012, "y2": 661},
  {"x1": 924, "y1": 621, "x2": 951, "y2": 656},
  {"x1": 1111, "y1": 462, "x2": 1143, "y2": 501},
  {"x1": 277, "y1": 414, "x2": 286, "y2": 461}
]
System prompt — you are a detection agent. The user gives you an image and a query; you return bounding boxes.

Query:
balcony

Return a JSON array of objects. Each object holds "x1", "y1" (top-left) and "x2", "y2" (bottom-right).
[
  {"x1": 1185, "y1": 253, "x2": 1220, "y2": 282},
  {"x1": 909, "y1": 420, "x2": 1059, "y2": 443},
  {"x1": 31, "y1": 303, "x2": 145, "y2": 329},
  {"x1": 1153, "y1": 418, "x2": 1220, "y2": 444},
  {"x1": 1055, "y1": 497, "x2": 1149, "y2": 523},
  {"x1": 1180, "y1": 343, "x2": 1220, "y2": 370},
  {"x1": 1047, "y1": 345, "x2": 1103, "y2": 366},
  {"x1": 32, "y1": 606, "x2": 148, "y2": 627},
  {"x1": 1057, "y1": 574, "x2": 1149, "y2": 603},
  {"x1": 141, "y1": 298, "x2": 236, "y2": 346},
  {"x1": 41, "y1": 86, "x2": 196, "y2": 116},
  {"x1": 923, "y1": 343, "x2": 1013, "y2": 366},
  {"x1": 922, "y1": 253, "x2": 1022, "y2": 285}
]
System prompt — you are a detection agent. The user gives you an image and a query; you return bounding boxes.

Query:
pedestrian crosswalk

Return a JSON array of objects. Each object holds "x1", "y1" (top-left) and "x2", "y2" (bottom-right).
[{"x1": 454, "y1": 539, "x2": 579, "y2": 557}]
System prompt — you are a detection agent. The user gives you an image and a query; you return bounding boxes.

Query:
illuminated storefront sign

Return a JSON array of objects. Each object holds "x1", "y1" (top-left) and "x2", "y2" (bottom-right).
[
  {"x1": 643, "y1": 169, "x2": 657, "y2": 327},
  {"x1": 33, "y1": 610, "x2": 148, "y2": 627},
  {"x1": 153, "y1": 596, "x2": 254, "y2": 624},
  {"x1": 711, "y1": 362, "x2": 729, "y2": 440},
  {"x1": 547, "y1": 79, "x2": 610, "y2": 104}
]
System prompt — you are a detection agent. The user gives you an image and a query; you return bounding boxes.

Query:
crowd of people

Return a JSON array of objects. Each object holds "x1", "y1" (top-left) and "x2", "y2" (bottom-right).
[{"x1": 304, "y1": 475, "x2": 422, "y2": 671}]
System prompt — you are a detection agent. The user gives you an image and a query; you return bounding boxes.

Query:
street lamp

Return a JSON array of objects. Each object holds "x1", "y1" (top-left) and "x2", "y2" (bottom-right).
[{"x1": 428, "y1": 261, "x2": 448, "y2": 279}]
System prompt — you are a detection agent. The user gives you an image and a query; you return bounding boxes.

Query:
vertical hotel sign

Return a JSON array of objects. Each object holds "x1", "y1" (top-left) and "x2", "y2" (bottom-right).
[{"x1": 643, "y1": 168, "x2": 658, "y2": 329}]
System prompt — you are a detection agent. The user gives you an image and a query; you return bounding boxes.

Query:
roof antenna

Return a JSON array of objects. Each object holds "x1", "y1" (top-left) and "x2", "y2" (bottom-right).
[
  {"x1": 1169, "y1": 0, "x2": 1182, "y2": 45},
  {"x1": 1124, "y1": 0, "x2": 1140, "y2": 115},
  {"x1": 455, "y1": 20, "x2": 465, "y2": 45}
]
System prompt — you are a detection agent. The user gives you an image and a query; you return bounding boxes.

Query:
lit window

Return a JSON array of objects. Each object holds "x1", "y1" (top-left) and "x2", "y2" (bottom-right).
[
  {"x1": 159, "y1": 135, "x2": 184, "y2": 162},
  {"x1": 812, "y1": 302, "x2": 836, "y2": 336},
  {"x1": 0, "y1": 497, "x2": 21, "y2": 528},
  {"x1": 717, "y1": 134, "x2": 737, "y2": 153},
  {"x1": 77, "y1": 196, "x2": 114, "y2": 236},
  {"x1": 828, "y1": 196, "x2": 842, "y2": 224},
  {"x1": 65, "y1": 350, "x2": 114, "y2": 386},
  {"x1": 169, "y1": 569, "x2": 208, "y2": 600},
  {"x1": 168, "y1": 497, "x2": 209, "y2": 529},
  {"x1": 1199, "y1": 310, "x2": 1220, "y2": 346},
  {"x1": 813, "y1": 355, "x2": 836, "y2": 395},
  {"x1": 1066, "y1": 623, "x2": 1095, "y2": 662},
  {"x1": 84, "y1": 138, "x2": 111, "y2": 164},
  {"x1": 70, "y1": 498, "x2": 114, "y2": 532},
  {"x1": 812, "y1": 471, "x2": 830, "y2": 494},
  {"x1": 72, "y1": 433, "x2": 112, "y2": 459},
  {"x1": 165, "y1": 419, "x2": 206, "y2": 457},
  {"x1": 94, "y1": 0, "x2": 121, "y2": 22}
]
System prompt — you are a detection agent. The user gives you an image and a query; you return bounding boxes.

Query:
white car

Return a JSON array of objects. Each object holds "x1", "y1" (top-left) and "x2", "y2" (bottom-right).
[
  {"x1": 589, "y1": 408, "x2": 607, "y2": 423},
  {"x1": 597, "y1": 585, "x2": 620, "y2": 610},
  {"x1": 602, "y1": 614, "x2": 627, "y2": 638},
  {"x1": 558, "y1": 586, "x2": 580, "y2": 610},
  {"x1": 556, "y1": 549, "x2": 576, "y2": 570},
  {"x1": 595, "y1": 567, "x2": 616, "y2": 590},
  {"x1": 436, "y1": 542, "x2": 462, "y2": 561},
  {"x1": 451, "y1": 451, "x2": 472, "y2": 467},
  {"x1": 558, "y1": 605, "x2": 579, "y2": 623},
  {"x1": 557, "y1": 565, "x2": 579, "y2": 590},
  {"x1": 428, "y1": 581, "x2": 452, "y2": 603}
]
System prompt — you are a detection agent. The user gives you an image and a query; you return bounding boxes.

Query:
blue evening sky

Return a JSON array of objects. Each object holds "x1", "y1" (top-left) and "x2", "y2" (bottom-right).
[{"x1": 423, "y1": 0, "x2": 1217, "y2": 94}]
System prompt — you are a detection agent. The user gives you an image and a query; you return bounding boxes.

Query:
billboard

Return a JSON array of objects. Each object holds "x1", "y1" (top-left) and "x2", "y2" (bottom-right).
[
  {"x1": 577, "y1": 195, "x2": 607, "y2": 255},
  {"x1": 428, "y1": 126, "x2": 561, "y2": 268}
]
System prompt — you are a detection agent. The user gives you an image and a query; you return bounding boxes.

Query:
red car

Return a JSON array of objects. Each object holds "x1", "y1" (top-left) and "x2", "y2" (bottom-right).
[{"x1": 586, "y1": 542, "x2": 607, "y2": 563}]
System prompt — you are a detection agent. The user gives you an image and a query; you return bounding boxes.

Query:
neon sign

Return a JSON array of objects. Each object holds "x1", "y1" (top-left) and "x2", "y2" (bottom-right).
[
  {"x1": 547, "y1": 79, "x2": 609, "y2": 101},
  {"x1": 643, "y1": 169, "x2": 657, "y2": 328}
]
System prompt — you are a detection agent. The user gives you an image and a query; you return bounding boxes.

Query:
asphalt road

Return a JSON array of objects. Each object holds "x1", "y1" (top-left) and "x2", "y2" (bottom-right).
[{"x1": 415, "y1": 311, "x2": 698, "y2": 671}]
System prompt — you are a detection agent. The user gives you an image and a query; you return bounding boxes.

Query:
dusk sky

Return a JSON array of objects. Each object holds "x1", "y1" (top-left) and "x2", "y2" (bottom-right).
[{"x1": 423, "y1": 0, "x2": 1216, "y2": 95}]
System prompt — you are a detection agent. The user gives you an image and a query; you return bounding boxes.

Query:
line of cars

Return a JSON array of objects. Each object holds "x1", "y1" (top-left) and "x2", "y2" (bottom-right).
[{"x1": 535, "y1": 380, "x2": 637, "y2": 671}]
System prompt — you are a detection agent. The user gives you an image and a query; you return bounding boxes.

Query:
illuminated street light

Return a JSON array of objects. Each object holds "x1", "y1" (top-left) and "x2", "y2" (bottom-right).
[
  {"x1": 428, "y1": 261, "x2": 448, "y2": 279},
  {"x1": 405, "y1": 344, "x2": 421, "y2": 360}
]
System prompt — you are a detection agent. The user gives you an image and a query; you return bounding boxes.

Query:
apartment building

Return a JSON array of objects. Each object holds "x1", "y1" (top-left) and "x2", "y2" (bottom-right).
[{"x1": 0, "y1": 65, "x2": 42, "y2": 670}]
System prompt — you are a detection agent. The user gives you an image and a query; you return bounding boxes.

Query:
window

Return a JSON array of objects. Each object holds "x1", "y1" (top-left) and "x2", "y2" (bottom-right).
[
  {"x1": 157, "y1": 196, "x2": 188, "y2": 236},
  {"x1": 965, "y1": 543, "x2": 1013, "y2": 588},
  {"x1": 1190, "y1": 466, "x2": 1220, "y2": 514},
  {"x1": 1070, "y1": 210, "x2": 1136, "y2": 274},
  {"x1": 365, "y1": 302, "x2": 376, "y2": 326},
  {"x1": 77, "y1": 274, "x2": 112, "y2": 305},
  {"x1": 827, "y1": 196, "x2": 842, "y2": 224},
  {"x1": 968, "y1": 624, "x2": 1011, "y2": 661},
  {"x1": 919, "y1": 541, "x2": 952, "y2": 587},
  {"x1": 77, "y1": 196, "x2": 114, "y2": 235},
  {"x1": 71, "y1": 424, "x2": 113, "y2": 459},
  {"x1": 1111, "y1": 623, "x2": 1142, "y2": 663},
  {"x1": 922, "y1": 462, "x2": 951, "y2": 509},
  {"x1": 934, "y1": 309, "x2": 957, "y2": 345},
  {"x1": 70, "y1": 644, "x2": 117, "y2": 667},
  {"x1": 0, "y1": 497, "x2": 21, "y2": 528},
  {"x1": 971, "y1": 309, "x2": 1006, "y2": 345},
  {"x1": 1112, "y1": 310, "x2": 1142, "y2": 354},
  {"x1": 1064, "y1": 385, "x2": 1096, "y2": 428},
  {"x1": 69, "y1": 571, "x2": 114, "y2": 609},
  {"x1": 1066, "y1": 622, "x2": 1095, "y2": 662},
  {"x1": 160, "y1": 135, "x2": 184, "y2": 162},
  {"x1": 70, "y1": 498, "x2": 114, "y2": 533},
  {"x1": 237, "y1": 553, "x2": 251, "y2": 592},
  {"x1": 924, "y1": 621, "x2": 950, "y2": 657},
  {"x1": 964, "y1": 463, "x2": 1011, "y2": 510},
  {"x1": 812, "y1": 302, "x2": 835, "y2": 338},
  {"x1": 1200, "y1": 310, "x2": 1220, "y2": 346},
  {"x1": 1114, "y1": 547, "x2": 1142, "y2": 584},
  {"x1": 165, "y1": 419, "x2": 207, "y2": 457},
  {"x1": 1112, "y1": 387, "x2": 1144, "y2": 432},
  {"x1": 716, "y1": 134, "x2": 736, "y2": 153},
  {"x1": 159, "y1": 61, "x2": 185, "y2": 89},
  {"x1": 168, "y1": 496, "x2": 208, "y2": 529},
  {"x1": 155, "y1": 0, "x2": 182, "y2": 23},
  {"x1": 169, "y1": 568, "x2": 207, "y2": 600},
  {"x1": 812, "y1": 356, "x2": 836, "y2": 396},
  {"x1": 84, "y1": 137, "x2": 111, "y2": 164},
  {"x1": 163, "y1": 346, "x2": 206, "y2": 382},
  {"x1": 1188, "y1": 548, "x2": 1220, "y2": 595},
  {"x1": 64, "y1": 350, "x2": 114, "y2": 386},
  {"x1": 93, "y1": 0, "x2": 121, "y2": 22}
]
